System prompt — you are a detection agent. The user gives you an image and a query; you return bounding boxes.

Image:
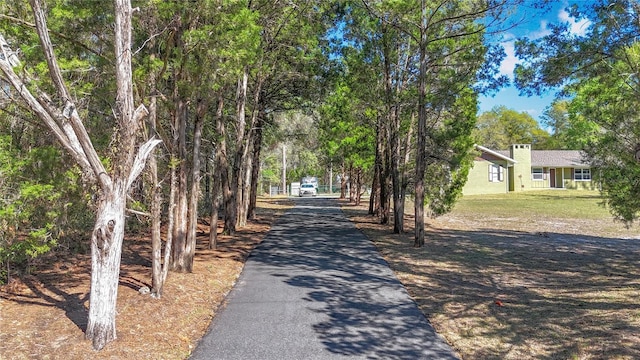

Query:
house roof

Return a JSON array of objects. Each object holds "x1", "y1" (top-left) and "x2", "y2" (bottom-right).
[
  {"x1": 531, "y1": 150, "x2": 587, "y2": 167},
  {"x1": 495, "y1": 149, "x2": 588, "y2": 167},
  {"x1": 475, "y1": 145, "x2": 517, "y2": 164}
]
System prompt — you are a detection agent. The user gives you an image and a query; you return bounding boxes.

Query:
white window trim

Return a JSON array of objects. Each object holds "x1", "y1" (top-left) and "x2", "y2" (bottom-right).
[
  {"x1": 489, "y1": 164, "x2": 503, "y2": 182},
  {"x1": 532, "y1": 167, "x2": 544, "y2": 181},
  {"x1": 574, "y1": 168, "x2": 591, "y2": 181}
]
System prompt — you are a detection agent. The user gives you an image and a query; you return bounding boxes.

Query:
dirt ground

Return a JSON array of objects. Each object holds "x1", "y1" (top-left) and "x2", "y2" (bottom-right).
[
  {"x1": 3, "y1": 195, "x2": 640, "y2": 360},
  {"x1": 0, "y1": 198, "x2": 291, "y2": 360},
  {"x1": 342, "y1": 201, "x2": 640, "y2": 360}
]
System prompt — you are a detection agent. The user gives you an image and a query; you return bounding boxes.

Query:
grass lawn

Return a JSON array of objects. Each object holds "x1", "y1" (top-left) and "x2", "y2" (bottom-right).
[{"x1": 343, "y1": 190, "x2": 640, "y2": 359}]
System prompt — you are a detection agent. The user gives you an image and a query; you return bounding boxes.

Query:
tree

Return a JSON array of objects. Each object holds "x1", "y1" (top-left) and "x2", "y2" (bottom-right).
[
  {"x1": 358, "y1": 0, "x2": 510, "y2": 246},
  {"x1": 475, "y1": 105, "x2": 551, "y2": 149},
  {"x1": 0, "y1": 0, "x2": 160, "y2": 349},
  {"x1": 515, "y1": 0, "x2": 640, "y2": 224},
  {"x1": 328, "y1": 0, "x2": 514, "y2": 245}
]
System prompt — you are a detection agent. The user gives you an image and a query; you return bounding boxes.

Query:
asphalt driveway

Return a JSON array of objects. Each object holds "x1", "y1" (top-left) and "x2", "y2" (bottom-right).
[{"x1": 189, "y1": 197, "x2": 458, "y2": 360}]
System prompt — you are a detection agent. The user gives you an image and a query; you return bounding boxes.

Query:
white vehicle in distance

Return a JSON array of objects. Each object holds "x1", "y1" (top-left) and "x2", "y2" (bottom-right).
[{"x1": 299, "y1": 183, "x2": 317, "y2": 197}]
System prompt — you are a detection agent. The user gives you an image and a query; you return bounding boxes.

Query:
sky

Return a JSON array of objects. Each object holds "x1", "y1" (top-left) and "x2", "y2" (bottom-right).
[{"x1": 477, "y1": 2, "x2": 592, "y2": 125}]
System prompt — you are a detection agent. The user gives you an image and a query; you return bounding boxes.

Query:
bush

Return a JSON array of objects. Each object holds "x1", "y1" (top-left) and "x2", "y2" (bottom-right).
[{"x1": 0, "y1": 136, "x2": 91, "y2": 284}]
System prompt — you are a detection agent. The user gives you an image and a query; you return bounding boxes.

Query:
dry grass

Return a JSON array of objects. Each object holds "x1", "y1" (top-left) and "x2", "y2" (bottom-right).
[
  {"x1": 0, "y1": 197, "x2": 292, "y2": 360},
  {"x1": 342, "y1": 191, "x2": 640, "y2": 360}
]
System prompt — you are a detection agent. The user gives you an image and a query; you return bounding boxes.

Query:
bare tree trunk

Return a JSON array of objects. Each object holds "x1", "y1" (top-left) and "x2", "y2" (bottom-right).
[
  {"x1": 236, "y1": 72, "x2": 263, "y2": 228},
  {"x1": 87, "y1": 0, "x2": 158, "y2": 348},
  {"x1": 396, "y1": 113, "x2": 414, "y2": 236},
  {"x1": 183, "y1": 100, "x2": 206, "y2": 272},
  {"x1": 146, "y1": 70, "x2": 167, "y2": 298},
  {"x1": 355, "y1": 167, "x2": 362, "y2": 206},
  {"x1": 379, "y1": 124, "x2": 391, "y2": 225},
  {"x1": 209, "y1": 96, "x2": 225, "y2": 249},
  {"x1": 390, "y1": 105, "x2": 403, "y2": 233},
  {"x1": 248, "y1": 113, "x2": 264, "y2": 220},
  {"x1": 370, "y1": 117, "x2": 383, "y2": 215},
  {"x1": 239, "y1": 150, "x2": 252, "y2": 226},
  {"x1": 2, "y1": 0, "x2": 160, "y2": 349},
  {"x1": 340, "y1": 162, "x2": 347, "y2": 199},
  {"x1": 171, "y1": 98, "x2": 189, "y2": 271},
  {"x1": 86, "y1": 182, "x2": 127, "y2": 349},
  {"x1": 226, "y1": 71, "x2": 248, "y2": 232},
  {"x1": 369, "y1": 168, "x2": 379, "y2": 215},
  {"x1": 348, "y1": 163, "x2": 355, "y2": 202},
  {"x1": 415, "y1": 0, "x2": 428, "y2": 247}
]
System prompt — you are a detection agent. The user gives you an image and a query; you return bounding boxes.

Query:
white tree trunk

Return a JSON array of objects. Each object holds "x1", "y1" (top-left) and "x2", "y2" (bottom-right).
[
  {"x1": 0, "y1": 0, "x2": 160, "y2": 349},
  {"x1": 85, "y1": 181, "x2": 126, "y2": 349}
]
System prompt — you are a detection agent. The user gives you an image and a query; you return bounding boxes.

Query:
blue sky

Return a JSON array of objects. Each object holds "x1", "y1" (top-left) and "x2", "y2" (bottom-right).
[{"x1": 478, "y1": 2, "x2": 592, "y2": 125}]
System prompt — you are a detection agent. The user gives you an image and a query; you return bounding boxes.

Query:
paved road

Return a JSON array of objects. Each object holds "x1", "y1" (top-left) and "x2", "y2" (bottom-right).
[{"x1": 190, "y1": 197, "x2": 458, "y2": 360}]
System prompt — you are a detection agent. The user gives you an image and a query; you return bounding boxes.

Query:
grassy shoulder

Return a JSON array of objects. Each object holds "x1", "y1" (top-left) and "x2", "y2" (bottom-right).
[
  {"x1": 453, "y1": 190, "x2": 610, "y2": 220},
  {"x1": 343, "y1": 191, "x2": 640, "y2": 359}
]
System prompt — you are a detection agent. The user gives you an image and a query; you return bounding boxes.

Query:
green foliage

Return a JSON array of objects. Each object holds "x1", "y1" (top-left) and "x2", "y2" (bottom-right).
[
  {"x1": 568, "y1": 56, "x2": 640, "y2": 224},
  {"x1": 475, "y1": 106, "x2": 551, "y2": 149},
  {"x1": 515, "y1": 2, "x2": 640, "y2": 224},
  {"x1": 424, "y1": 88, "x2": 477, "y2": 216},
  {"x1": 318, "y1": 79, "x2": 376, "y2": 177},
  {"x1": 0, "y1": 135, "x2": 90, "y2": 284}
]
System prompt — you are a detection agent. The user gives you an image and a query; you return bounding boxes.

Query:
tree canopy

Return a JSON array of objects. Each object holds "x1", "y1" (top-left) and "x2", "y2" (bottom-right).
[{"x1": 475, "y1": 105, "x2": 551, "y2": 149}]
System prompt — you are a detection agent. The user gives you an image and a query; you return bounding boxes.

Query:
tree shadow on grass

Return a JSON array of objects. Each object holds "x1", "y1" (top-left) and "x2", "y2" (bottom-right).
[
  {"x1": 344, "y1": 205, "x2": 640, "y2": 359},
  {"x1": 0, "y1": 264, "x2": 90, "y2": 333},
  {"x1": 0, "y1": 236, "x2": 158, "y2": 334}
]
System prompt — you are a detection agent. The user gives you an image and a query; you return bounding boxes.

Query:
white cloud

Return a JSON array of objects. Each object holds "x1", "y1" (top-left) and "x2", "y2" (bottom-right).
[
  {"x1": 499, "y1": 40, "x2": 518, "y2": 79},
  {"x1": 529, "y1": 20, "x2": 552, "y2": 39},
  {"x1": 558, "y1": 8, "x2": 591, "y2": 36},
  {"x1": 498, "y1": 19, "x2": 553, "y2": 79}
]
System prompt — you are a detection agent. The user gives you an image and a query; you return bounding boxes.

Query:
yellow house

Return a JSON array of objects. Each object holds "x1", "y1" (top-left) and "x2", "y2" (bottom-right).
[{"x1": 462, "y1": 144, "x2": 595, "y2": 195}]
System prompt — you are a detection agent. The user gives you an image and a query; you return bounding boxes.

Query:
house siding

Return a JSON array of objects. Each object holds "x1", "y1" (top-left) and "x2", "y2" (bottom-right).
[
  {"x1": 462, "y1": 144, "x2": 595, "y2": 196},
  {"x1": 510, "y1": 144, "x2": 532, "y2": 191},
  {"x1": 462, "y1": 157, "x2": 510, "y2": 195}
]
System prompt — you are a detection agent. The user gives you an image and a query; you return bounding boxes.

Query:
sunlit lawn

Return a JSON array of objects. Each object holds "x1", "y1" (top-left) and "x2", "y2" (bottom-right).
[
  {"x1": 343, "y1": 190, "x2": 640, "y2": 359},
  {"x1": 454, "y1": 190, "x2": 611, "y2": 220}
]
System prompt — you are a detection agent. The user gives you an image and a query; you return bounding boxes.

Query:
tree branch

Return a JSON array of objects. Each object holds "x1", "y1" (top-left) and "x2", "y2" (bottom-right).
[
  {"x1": 126, "y1": 137, "x2": 162, "y2": 191},
  {"x1": 0, "y1": 13, "x2": 109, "y2": 62},
  {"x1": 0, "y1": 56, "x2": 96, "y2": 179},
  {"x1": 30, "y1": 0, "x2": 111, "y2": 190}
]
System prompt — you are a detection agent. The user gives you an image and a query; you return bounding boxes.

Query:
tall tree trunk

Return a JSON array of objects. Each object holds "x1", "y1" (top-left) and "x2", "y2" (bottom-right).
[
  {"x1": 355, "y1": 167, "x2": 362, "y2": 206},
  {"x1": 396, "y1": 113, "x2": 414, "y2": 237},
  {"x1": 87, "y1": 0, "x2": 159, "y2": 348},
  {"x1": 369, "y1": 169, "x2": 379, "y2": 215},
  {"x1": 86, "y1": 182, "x2": 127, "y2": 349},
  {"x1": 349, "y1": 164, "x2": 355, "y2": 202},
  {"x1": 3, "y1": 0, "x2": 160, "y2": 349},
  {"x1": 236, "y1": 73, "x2": 263, "y2": 228},
  {"x1": 370, "y1": 117, "x2": 383, "y2": 215},
  {"x1": 183, "y1": 100, "x2": 206, "y2": 272},
  {"x1": 248, "y1": 113, "x2": 264, "y2": 220},
  {"x1": 226, "y1": 71, "x2": 248, "y2": 233},
  {"x1": 171, "y1": 98, "x2": 189, "y2": 271},
  {"x1": 390, "y1": 105, "x2": 403, "y2": 233},
  {"x1": 379, "y1": 124, "x2": 391, "y2": 225},
  {"x1": 382, "y1": 23, "x2": 404, "y2": 233},
  {"x1": 146, "y1": 68, "x2": 167, "y2": 298},
  {"x1": 415, "y1": 0, "x2": 428, "y2": 247},
  {"x1": 209, "y1": 96, "x2": 225, "y2": 249},
  {"x1": 340, "y1": 162, "x2": 347, "y2": 199},
  {"x1": 239, "y1": 151, "x2": 252, "y2": 226},
  {"x1": 165, "y1": 159, "x2": 177, "y2": 272}
]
